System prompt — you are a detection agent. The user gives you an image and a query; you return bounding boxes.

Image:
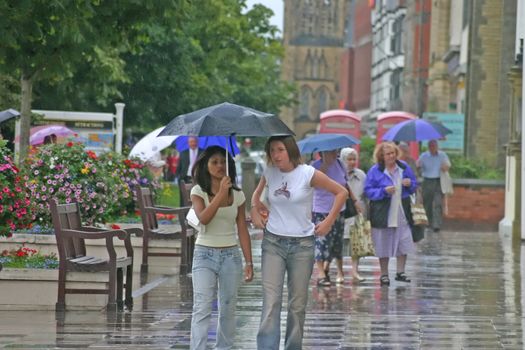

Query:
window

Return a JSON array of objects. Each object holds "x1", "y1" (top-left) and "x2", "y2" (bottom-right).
[
  {"x1": 390, "y1": 15, "x2": 404, "y2": 55},
  {"x1": 390, "y1": 69, "x2": 402, "y2": 100},
  {"x1": 317, "y1": 88, "x2": 328, "y2": 117},
  {"x1": 300, "y1": 87, "x2": 311, "y2": 118}
]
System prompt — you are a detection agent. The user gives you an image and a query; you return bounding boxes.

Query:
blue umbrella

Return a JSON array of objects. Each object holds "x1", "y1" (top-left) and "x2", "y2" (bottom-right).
[
  {"x1": 382, "y1": 119, "x2": 452, "y2": 142},
  {"x1": 175, "y1": 135, "x2": 240, "y2": 155},
  {"x1": 297, "y1": 133, "x2": 360, "y2": 154}
]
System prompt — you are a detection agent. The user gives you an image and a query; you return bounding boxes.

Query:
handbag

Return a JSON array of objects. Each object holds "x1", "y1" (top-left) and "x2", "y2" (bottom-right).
[
  {"x1": 343, "y1": 197, "x2": 358, "y2": 218},
  {"x1": 411, "y1": 224, "x2": 425, "y2": 243},
  {"x1": 343, "y1": 184, "x2": 358, "y2": 218},
  {"x1": 411, "y1": 192, "x2": 428, "y2": 226},
  {"x1": 186, "y1": 208, "x2": 205, "y2": 233},
  {"x1": 349, "y1": 214, "x2": 375, "y2": 257}
]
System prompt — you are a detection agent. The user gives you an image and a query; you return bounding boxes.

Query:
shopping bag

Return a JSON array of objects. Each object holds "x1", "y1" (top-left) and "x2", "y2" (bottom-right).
[
  {"x1": 411, "y1": 191, "x2": 428, "y2": 226},
  {"x1": 350, "y1": 214, "x2": 375, "y2": 257},
  {"x1": 440, "y1": 170, "x2": 454, "y2": 195},
  {"x1": 186, "y1": 208, "x2": 205, "y2": 233}
]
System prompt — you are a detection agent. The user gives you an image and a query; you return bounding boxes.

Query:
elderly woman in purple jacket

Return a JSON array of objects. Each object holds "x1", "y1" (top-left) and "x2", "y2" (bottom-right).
[{"x1": 364, "y1": 142, "x2": 418, "y2": 287}]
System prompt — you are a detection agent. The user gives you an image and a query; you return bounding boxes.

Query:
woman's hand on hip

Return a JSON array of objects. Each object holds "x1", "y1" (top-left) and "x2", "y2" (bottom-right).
[{"x1": 314, "y1": 220, "x2": 332, "y2": 236}]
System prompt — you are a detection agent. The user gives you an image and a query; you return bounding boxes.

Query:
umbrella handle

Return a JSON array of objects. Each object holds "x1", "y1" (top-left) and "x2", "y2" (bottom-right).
[{"x1": 226, "y1": 148, "x2": 229, "y2": 177}]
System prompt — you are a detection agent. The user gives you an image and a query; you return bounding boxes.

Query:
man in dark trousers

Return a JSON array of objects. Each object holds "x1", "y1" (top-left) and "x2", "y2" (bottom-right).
[
  {"x1": 417, "y1": 140, "x2": 451, "y2": 233},
  {"x1": 175, "y1": 136, "x2": 201, "y2": 205}
]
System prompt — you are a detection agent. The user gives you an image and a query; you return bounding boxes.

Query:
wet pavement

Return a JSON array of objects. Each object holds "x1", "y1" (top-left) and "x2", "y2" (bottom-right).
[{"x1": 1, "y1": 228, "x2": 524, "y2": 349}]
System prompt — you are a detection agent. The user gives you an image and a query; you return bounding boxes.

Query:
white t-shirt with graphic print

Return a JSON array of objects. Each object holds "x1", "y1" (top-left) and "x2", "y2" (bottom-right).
[{"x1": 264, "y1": 164, "x2": 316, "y2": 237}]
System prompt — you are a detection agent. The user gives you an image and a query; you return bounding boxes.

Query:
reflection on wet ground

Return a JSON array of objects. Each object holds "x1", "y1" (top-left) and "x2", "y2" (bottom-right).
[{"x1": 0, "y1": 229, "x2": 523, "y2": 349}]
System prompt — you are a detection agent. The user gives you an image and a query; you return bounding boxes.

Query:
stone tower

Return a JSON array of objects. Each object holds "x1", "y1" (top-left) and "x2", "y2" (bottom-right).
[{"x1": 280, "y1": 0, "x2": 349, "y2": 139}]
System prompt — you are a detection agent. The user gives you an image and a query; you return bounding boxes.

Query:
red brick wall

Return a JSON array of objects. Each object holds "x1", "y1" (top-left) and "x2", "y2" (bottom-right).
[
  {"x1": 443, "y1": 181, "x2": 505, "y2": 230},
  {"x1": 339, "y1": 49, "x2": 354, "y2": 110},
  {"x1": 351, "y1": 0, "x2": 372, "y2": 111}
]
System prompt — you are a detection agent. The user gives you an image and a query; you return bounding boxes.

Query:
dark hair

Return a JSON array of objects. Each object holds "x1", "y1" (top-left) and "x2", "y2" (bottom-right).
[
  {"x1": 192, "y1": 146, "x2": 240, "y2": 196},
  {"x1": 43, "y1": 135, "x2": 52, "y2": 144},
  {"x1": 264, "y1": 135, "x2": 303, "y2": 168}
]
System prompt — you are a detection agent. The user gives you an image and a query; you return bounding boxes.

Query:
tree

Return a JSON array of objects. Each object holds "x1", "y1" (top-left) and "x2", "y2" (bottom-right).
[
  {"x1": 32, "y1": 0, "x2": 294, "y2": 131},
  {"x1": 0, "y1": 0, "x2": 184, "y2": 162}
]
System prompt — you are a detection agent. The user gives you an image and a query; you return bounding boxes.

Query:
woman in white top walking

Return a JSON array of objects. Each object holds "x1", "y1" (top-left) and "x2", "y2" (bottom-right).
[
  {"x1": 189, "y1": 146, "x2": 253, "y2": 350},
  {"x1": 251, "y1": 135, "x2": 347, "y2": 350}
]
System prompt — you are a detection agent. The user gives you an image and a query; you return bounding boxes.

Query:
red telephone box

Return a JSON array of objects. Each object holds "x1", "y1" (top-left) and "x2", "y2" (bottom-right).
[
  {"x1": 376, "y1": 111, "x2": 419, "y2": 160},
  {"x1": 319, "y1": 110, "x2": 361, "y2": 154}
]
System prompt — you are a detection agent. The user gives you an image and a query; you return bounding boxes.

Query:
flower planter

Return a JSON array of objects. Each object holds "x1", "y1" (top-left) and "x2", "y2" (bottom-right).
[
  {"x1": 1, "y1": 226, "x2": 183, "y2": 275},
  {"x1": 0, "y1": 268, "x2": 111, "y2": 310}
]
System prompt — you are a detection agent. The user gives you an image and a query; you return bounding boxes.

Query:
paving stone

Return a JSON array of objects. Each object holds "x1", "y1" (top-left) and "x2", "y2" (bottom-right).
[{"x1": 0, "y1": 230, "x2": 523, "y2": 349}]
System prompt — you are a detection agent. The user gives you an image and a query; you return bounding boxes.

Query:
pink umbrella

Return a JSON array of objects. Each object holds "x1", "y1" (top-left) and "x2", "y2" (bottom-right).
[{"x1": 28, "y1": 125, "x2": 76, "y2": 145}]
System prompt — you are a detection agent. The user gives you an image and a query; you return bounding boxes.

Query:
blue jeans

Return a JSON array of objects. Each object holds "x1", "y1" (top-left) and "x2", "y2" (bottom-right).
[
  {"x1": 190, "y1": 245, "x2": 242, "y2": 350},
  {"x1": 257, "y1": 231, "x2": 315, "y2": 350}
]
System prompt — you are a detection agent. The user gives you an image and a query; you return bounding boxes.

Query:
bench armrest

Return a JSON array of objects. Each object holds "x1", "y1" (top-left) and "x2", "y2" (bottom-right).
[
  {"x1": 143, "y1": 205, "x2": 191, "y2": 215},
  {"x1": 61, "y1": 228, "x2": 128, "y2": 240}
]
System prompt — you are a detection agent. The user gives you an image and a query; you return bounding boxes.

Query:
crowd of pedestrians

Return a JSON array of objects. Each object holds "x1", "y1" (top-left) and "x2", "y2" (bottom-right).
[{"x1": 180, "y1": 135, "x2": 450, "y2": 349}]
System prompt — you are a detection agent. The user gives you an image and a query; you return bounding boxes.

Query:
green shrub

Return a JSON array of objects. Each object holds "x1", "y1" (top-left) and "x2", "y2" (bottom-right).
[
  {"x1": 20, "y1": 142, "x2": 157, "y2": 231},
  {"x1": 358, "y1": 136, "x2": 376, "y2": 173},
  {"x1": 448, "y1": 154, "x2": 504, "y2": 180}
]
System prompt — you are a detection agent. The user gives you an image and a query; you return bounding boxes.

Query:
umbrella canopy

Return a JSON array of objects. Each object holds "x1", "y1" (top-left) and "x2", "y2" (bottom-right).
[
  {"x1": 29, "y1": 125, "x2": 76, "y2": 145},
  {"x1": 175, "y1": 135, "x2": 240, "y2": 155},
  {"x1": 297, "y1": 133, "x2": 360, "y2": 154},
  {"x1": 129, "y1": 127, "x2": 179, "y2": 162},
  {"x1": 158, "y1": 102, "x2": 294, "y2": 137},
  {"x1": 0, "y1": 108, "x2": 20, "y2": 124},
  {"x1": 382, "y1": 119, "x2": 452, "y2": 142}
]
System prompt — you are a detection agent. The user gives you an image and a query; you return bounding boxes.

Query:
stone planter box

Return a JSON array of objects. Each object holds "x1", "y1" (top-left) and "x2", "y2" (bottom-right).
[
  {"x1": 0, "y1": 268, "x2": 112, "y2": 310},
  {"x1": 1, "y1": 226, "x2": 183, "y2": 275}
]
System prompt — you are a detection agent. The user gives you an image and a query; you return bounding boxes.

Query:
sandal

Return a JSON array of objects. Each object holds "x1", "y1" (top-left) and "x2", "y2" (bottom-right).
[
  {"x1": 395, "y1": 272, "x2": 411, "y2": 283},
  {"x1": 317, "y1": 277, "x2": 331, "y2": 287},
  {"x1": 352, "y1": 273, "x2": 365, "y2": 282},
  {"x1": 335, "y1": 276, "x2": 345, "y2": 284},
  {"x1": 380, "y1": 275, "x2": 390, "y2": 286}
]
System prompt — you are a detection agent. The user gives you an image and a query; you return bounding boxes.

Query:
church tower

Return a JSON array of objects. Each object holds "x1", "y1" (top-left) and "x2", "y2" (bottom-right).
[{"x1": 280, "y1": 0, "x2": 349, "y2": 139}]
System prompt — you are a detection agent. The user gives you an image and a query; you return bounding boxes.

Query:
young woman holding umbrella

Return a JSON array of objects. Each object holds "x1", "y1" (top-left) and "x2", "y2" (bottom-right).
[
  {"x1": 251, "y1": 135, "x2": 347, "y2": 350},
  {"x1": 189, "y1": 146, "x2": 253, "y2": 350}
]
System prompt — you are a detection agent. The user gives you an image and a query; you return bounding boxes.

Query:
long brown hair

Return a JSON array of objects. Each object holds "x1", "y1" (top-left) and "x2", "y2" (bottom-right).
[{"x1": 264, "y1": 135, "x2": 303, "y2": 168}]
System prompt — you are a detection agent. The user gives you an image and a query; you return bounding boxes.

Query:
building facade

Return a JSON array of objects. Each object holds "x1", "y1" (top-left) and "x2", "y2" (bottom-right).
[
  {"x1": 280, "y1": 0, "x2": 349, "y2": 139},
  {"x1": 370, "y1": 0, "x2": 407, "y2": 120},
  {"x1": 402, "y1": 0, "x2": 431, "y2": 116},
  {"x1": 339, "y1": 0, "x2": 373, "y2": 134},
  {"x1": 427, "y1": 0, "x2": 468, "y2": 115},
  {"x1": 465, "y1": 0, "x2": 517, "y2": 166}
]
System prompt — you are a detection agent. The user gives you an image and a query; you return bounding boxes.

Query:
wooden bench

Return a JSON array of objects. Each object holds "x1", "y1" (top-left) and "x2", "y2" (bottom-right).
[
  {"x1": 49, "y1": 199, "x2": 138, "y2": 312},
  {"x1": 179, "y1": 179, "x2": 193, "y2": 207},
  {"x1": 136, "y1": 186, "x2": 195, "y2": 275}
]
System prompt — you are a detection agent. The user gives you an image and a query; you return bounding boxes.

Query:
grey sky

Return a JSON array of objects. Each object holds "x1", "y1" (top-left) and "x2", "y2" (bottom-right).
[{"x1": 245, "y1": 0, "x2": 284, "y2": 32}]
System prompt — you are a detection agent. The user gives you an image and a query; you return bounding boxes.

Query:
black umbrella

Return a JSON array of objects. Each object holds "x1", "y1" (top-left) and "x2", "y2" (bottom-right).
[
  {"x1": 0, "y1": 109, "x2": 20, "y2": 124},
  {"x1": 159, "y1": 102, "x2": 294, "y2": 176},
  {"x1": 158, "y1": 102, "x2": 294, "y2": 137}
]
